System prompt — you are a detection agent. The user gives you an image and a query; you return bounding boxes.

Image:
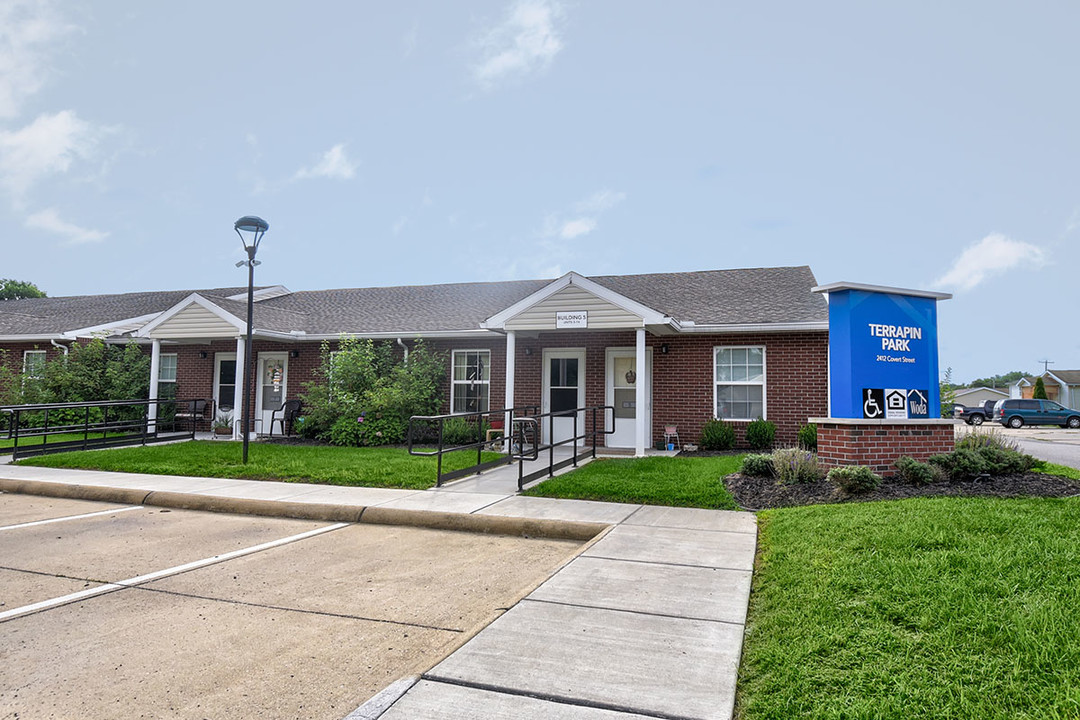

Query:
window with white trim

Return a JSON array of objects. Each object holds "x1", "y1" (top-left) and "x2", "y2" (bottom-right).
[
  {"x1": 23, "y1": 350, "x2": 46, "y2": 379},
  {"x1": 451, "y1": 350, "x2": 490, "y2": 414},
  {"x1": 714, "y1": 346, "x2": 765, "y2": 420},
  {"x1": 158, "y1": 353, "x2": 178, "y2": 400}
]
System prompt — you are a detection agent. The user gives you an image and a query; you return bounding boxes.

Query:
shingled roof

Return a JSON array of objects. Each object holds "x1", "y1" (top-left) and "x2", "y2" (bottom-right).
[{"x1": 0, "y1": 267, "x2": 827, "y2": 338}]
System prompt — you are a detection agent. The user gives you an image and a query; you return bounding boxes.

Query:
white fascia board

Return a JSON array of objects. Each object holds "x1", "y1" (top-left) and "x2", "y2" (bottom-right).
[
  {"x1": 65, "y1": 311, "x2": 163, "y2": 339},
  {"x1": 482, "y1": 271, "x2": 671, "y2": 329},
  {"x1": 1043, "y1": 371, "x2": 1070, "y2": 388},
  {"x1": 0, "y1": 334, "x2": 69, "y2": 342},
  {"x1": 812, "y1": 281, "x2": 952, "y2": 301},
  {"x1": 135, "y1": 293, "x2": 246, "y2": 337},
  {"x1": 295, "y1": 329, "x2": 499, "y2": 342},
  {"x1": 1014, "y1": 378, "x2": 1031, "y2": 387},
  {"x1": 225, "y1": 285, "x2": 292, "y2": 302},
  {"x1": 678, "y1": 321, "x2": 830, "y2": 334}
]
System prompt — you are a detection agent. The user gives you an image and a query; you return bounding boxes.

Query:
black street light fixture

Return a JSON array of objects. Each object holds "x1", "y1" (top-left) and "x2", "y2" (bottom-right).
[{"x1": 234, "y1": 215, "x2": 269, "y2": 464}]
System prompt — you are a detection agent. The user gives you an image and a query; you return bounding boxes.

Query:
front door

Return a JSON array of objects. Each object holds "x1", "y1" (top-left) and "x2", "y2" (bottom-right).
[
  {"x1": 255, "y1": 353, "x2": 288, "y2": 433},
  {"x1": 542, "y1": 349, "x2": 585, "y2": 445},
  {"x1": 606, "y1": 348, "x2": 652, "y2": 448}
]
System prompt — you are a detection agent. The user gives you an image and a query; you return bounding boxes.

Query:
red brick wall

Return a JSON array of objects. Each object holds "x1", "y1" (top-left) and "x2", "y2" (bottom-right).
[{"x1": 817, "y1": 421, "x2": 955, "y2": 476}]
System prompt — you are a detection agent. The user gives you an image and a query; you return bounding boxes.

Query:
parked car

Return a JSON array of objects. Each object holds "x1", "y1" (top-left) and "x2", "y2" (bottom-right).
[
  {"x1": 994, "y1": 399, "x2": 1080, "y2": 429},
  {"x1": 953, "y1": 404, "x2": 988, "y2": 425}
]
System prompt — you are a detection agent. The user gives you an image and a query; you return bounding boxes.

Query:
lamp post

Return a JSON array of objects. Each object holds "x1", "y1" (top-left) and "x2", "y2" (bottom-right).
[{"x1": 234, "y1": 215, "x2": 269, "y2": 464}]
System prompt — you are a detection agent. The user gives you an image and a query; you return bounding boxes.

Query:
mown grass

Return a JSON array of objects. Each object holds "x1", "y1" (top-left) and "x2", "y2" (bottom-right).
[
  {"x1": 522, "y1": 455, "x2": 743, "y2": 509},
  {"x1": 736, "y1": 496, "x2": 1080, "y2": 719},
  {"x1": 0, "y1": 432, "x2": 109, "y2": 450},
  {"x1": 1035, "y1": 460, "x2": 1080, "y2": 481},
  {"x1": 17, "y1": 440, "x2": 499, "y2": 490}
]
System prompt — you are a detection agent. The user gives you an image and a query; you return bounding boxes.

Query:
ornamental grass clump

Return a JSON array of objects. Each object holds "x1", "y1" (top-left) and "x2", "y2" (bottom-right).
[
  {"x1": 827, "y1": 465, "x2": 882, "y2": 494},
  {"x1": 955, "y1": 426, "x2": 1022, "y2": 454},
  {"x1": 745, "y1": 419, "x2": 776, "y2": 452},
  {"x1": 741, "y1": 453, "x2": 775, "y2": 477},
  {"x1": 772, "y1": 447, "x2": 823, "y2": 484}
]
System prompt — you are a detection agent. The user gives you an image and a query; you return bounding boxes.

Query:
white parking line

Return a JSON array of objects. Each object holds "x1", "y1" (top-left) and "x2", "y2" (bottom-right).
[
  {"x1": 0, "y1": 505, "x2": 144, "y2": 531},
  {"x1": 0, "y1": 522, "x2": 349, "y2": 623}
]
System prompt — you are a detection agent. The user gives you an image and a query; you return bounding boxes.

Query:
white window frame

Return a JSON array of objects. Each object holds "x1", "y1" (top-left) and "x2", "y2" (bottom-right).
[
  {"x1": 158, "y1": 353, "x2": 178, "y2": 398},
  {"x1": 713, "y1": 345, "x2": 767, "y2": 421},
  {"x1": 23, "y1": 349, "x2": 47, "y2": 379},
  {"x1": 451, "y1": 349, "x2": 491, "y2": 415},
  {"x1": 214, "y1": 353, "x2": 238, "y2": 412}
]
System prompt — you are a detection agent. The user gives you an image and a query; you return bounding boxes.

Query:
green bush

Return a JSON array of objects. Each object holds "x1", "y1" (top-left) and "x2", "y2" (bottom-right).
[
  {"x1": 441, "y1": 416, "x2": 487, "y2": 447},
  {"x1": 701, "y1": 419, "x2": 736, "y2": 451},
  {"x1": 930, "y1": 448, "x2": 987, "y2": 481},
  {"x1": 745, "y1": 418, "x2": 776, "y2": 452},
  {"x1": 955, "y1": 427, "x2": 1022, "y2": 454},
  {"x1": 772, "y1": 448, "x2": 823, "y2": 484},
  {"x1": 894, "y1": 456, "x2": 941, "y2": 486},
  {"x1": 741, "y1": 453, "x2": 775, "y2": 477},
  {"x1": 797, "y1": 423, "x2": 817, "y2": 451},
  {"x1": 827, "y1": 465, "x2": 882, "y2": 494}
]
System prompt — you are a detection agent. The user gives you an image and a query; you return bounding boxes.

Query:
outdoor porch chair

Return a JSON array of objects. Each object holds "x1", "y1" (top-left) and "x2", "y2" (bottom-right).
[
  {"x1": 269, "y1": 399, "x2": 303, "y2": 438},
  {"x1": 663, "y1": 425, "x2": 680, "y2": 450},
  {"x1": 175, "y1": 399, "x2": 211, "y2": 424}
]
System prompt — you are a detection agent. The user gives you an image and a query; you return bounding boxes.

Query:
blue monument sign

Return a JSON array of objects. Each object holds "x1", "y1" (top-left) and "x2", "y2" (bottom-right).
[{"x1": 813, "y1": 283, "x2": 951, "y2": 420}]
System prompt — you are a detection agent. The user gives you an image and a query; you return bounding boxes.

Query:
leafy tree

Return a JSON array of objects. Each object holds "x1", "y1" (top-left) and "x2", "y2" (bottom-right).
[
  {"x1": 963, "y1": 370, "x2": 1028, "y2": 389},
  {"x1": 940, "y1": 366, "x2": 956, "y2": 417},
  {"x1": 0, "y1": 279, "x2": 46, "y2": 300},
  {"x1": 1033, "y1": 377, "x2": 1049, "y2": 399}
]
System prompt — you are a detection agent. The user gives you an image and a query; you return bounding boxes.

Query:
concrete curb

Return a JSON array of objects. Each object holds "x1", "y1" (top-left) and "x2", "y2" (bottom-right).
[{"x1": 0, "y1": 478, "x2": 607, "y2": 541}]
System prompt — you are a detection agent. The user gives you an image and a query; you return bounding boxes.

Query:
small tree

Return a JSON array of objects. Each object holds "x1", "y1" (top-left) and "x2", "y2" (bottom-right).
[
  {"x1": 1033, "y1": 377, "x2": 1048, "y2": 400},
  {"x1": 0, "y1": 279, "x2": 46, "y2": 300},
  {"x1": 940, "y1": 366, "x2": 956, "y2": 417}
]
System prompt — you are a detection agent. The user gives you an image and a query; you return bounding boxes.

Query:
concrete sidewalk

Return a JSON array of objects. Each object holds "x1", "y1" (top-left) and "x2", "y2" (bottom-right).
[{"x1": 0, "y1": 463, "x2": 756, "y2": 720}]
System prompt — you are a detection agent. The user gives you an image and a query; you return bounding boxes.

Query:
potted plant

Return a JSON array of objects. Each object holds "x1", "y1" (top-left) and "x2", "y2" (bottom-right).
[{"x1": 212, "y1": 409, "x2": 233, "y2": 436}]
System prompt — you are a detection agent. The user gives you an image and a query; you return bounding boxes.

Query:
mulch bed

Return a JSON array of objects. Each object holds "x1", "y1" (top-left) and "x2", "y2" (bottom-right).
[{"x1": 725, "y1": 471, "x2": 1080, "y2": 511}]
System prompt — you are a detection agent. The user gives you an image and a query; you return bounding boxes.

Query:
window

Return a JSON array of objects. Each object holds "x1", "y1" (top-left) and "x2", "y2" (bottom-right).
[
  {"x1": 158, "y1": 354, "x2": 178, "y2": 401},
  {"x1": 451, "y1": 350, "x2": 490, "y2": 414},
  {"x1": 215, "y1": 354, "x2": 237, "y2": 411},
  {"x1": 714, "y1": 346, "x2": 765, "y2": 420},
  {"x1": 23, "y1": 350, "x2": 46, "y2": 379}
]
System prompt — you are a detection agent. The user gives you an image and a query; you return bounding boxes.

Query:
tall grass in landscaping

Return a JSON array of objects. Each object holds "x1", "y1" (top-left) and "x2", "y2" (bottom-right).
[
  {"x1": 522, "y1": 455, "x2": 742, "y2": 509},
  {"x1": 737, "y1": 496, "x2": 1080, "y2": 719},
  {"x1": 17, "y1": 441, "x2": 497, "y2": 489}
]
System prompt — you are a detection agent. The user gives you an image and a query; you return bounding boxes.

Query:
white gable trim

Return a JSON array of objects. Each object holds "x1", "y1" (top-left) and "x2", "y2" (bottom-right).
[
  {"x1": 65, "y1": 311, "x2": 163, "y2": 339},
  {"x1": 136, "y1": 294, "x2": 246, "y2": 338},
  {"x1": 482, "y1": 271, "x2": 671, "y2": 330},
  {"x1": 225, "y1": 285, "x2": 292, "y2": 302}
]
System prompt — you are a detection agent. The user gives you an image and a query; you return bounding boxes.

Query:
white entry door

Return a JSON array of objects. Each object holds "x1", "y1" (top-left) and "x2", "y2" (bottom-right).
[
  {"x1": 606, "y1": 348, "x2": 652, "y2": 448},
  {"x1": 542, "y1": 349, "x2": 586, "y2": 445},
  {"x1": 255, "y1": 352, "x2": 288, "y2": 433}
]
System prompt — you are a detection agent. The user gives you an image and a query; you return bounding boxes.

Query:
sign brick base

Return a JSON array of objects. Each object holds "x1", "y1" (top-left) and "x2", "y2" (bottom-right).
[{"x1": 811, "y1": 417, "x2": 955, "y2": 476}]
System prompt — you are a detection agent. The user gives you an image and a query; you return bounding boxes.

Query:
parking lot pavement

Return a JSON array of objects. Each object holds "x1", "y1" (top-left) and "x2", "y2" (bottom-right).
[
  {"x1": 0, "y1": 495, "x2": 582, "y2": 719},
  {"x1": 955, "y1": 424, "x2": 1080, "y2": 469}
]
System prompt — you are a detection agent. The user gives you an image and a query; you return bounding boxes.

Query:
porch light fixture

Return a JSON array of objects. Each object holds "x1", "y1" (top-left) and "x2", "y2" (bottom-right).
[
  {"x1": 234, "y1": 215, "x2": 269, "y2": 464},
  {"x1": 199, "y1": 351, "x2": 208, "y2": 359},
  {"x1": 289, "y1": 350, "x2": 300, "y2": 359},
  {"x1": 660, "y1": 343, "x2": 669, "y2": 354}
]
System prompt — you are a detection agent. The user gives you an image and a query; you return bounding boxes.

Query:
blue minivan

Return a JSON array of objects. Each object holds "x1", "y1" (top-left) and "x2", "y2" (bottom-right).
[{"x1": 994, "y1": 399, "x2": 1080, "y2": 429}]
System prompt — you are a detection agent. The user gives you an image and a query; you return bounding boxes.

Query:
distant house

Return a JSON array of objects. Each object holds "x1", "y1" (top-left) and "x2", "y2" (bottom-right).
[
  {"x1": 953, "y1": 386, "x2": 1009, "y2": 408},
  {"x1": 0, "y1": 266, "x2": 830, "y2": 453},
  {"x1": 1012, "y1": 371, "x2": 1080, "y2": 409}
]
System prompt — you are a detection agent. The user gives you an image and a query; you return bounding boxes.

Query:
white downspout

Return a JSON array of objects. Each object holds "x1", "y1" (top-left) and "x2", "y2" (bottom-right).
[
  {"x1": 50, "y1": 339, "x2": 70, "y2": 356},
  {"x1": 397, "y1": 337, "x2": 409, "y2": 364}
]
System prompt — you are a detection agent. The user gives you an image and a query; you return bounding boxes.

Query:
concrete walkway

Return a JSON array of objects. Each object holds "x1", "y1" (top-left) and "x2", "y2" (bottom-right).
[{"x1": 0, "y1": 462, "x2": 756, "y2": 720}]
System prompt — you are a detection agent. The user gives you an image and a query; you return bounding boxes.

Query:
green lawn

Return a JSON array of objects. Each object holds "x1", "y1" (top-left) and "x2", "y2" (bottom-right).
[
  {"x1": 522, "y1": 455, "x2": 743, "y2": 509},
  {"x1": 1036, "y1": 460, "x2": 1080, "y2": 481},
  {"x1": 17, "y1": 440, "x2": 499, "y2": 490},
  {"x1": 736, "y1": 496, "x2": 1080, "y2": 719},
  {"x1": 0, "y1": 432, "x2": 111, "y2": 450}
]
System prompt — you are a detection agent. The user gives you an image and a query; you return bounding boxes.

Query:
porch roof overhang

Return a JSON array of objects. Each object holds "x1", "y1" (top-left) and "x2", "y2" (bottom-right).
[
  {"x1": 480, "y1": 271, "x2": 678, "y2": 334},
  {"x1": 136, "y1": 294, "x2": 247, "y2": 340}
]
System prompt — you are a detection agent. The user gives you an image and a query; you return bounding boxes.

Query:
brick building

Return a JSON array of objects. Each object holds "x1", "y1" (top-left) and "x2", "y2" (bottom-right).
[{"x1": 0, "y1": 266, "x2": 829, "y2": 453}]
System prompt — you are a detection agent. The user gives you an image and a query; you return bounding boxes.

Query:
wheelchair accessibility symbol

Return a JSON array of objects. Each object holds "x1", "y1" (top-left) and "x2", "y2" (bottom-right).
[{"x1": 862, "y1": 388, "x2": 885, "y2": 419}]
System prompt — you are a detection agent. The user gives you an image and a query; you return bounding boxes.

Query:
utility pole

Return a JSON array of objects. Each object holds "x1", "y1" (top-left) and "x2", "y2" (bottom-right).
[{"x1": 1039, "y1": 359, "x2": 1054, "y2": 373}]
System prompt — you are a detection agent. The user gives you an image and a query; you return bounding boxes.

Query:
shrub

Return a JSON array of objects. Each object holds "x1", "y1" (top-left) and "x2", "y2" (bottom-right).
[
  {"x1": 741, "y1": 453, "x2": 775, "y2": 477},
  {"x1": 701, "y1": 419, "x2": 736, "y2": 451},
  {"x1": 745, "y1": 418, "x2": 776, "y2": 451},
  {"x1": 772, "y1": 448, "x2": 823, "y2": 484},
  {"x1": 955, "y1": 427, "x2": 1021, "y2": 454},
  {"x1": 797, "y1": 423, "x2": 817, "y2": 451},
  {"x1": 328, "y1": 414, "x2": 366, "y2": 447},
  {"x1": 975, "y1": 445, "x2": 1037, "y2": 475},
  {"x1": 441, "y1": 416, "x2": 487, "y2": 447},
  {"x1": 827, "y1": 466, "x2": 882, "y2": 494},
  {"x1": 894, "y1": 456, "x2": 942, "y2": 486},
  {"x1": 929, "y1": 448, "x2": 987, "y2": 481}
]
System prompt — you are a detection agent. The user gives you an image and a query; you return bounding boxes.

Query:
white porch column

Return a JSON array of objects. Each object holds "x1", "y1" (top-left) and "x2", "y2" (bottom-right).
[
  {"x1": 148, "y1": 339, "x2": 161, "y2": 431},
  {"x1": 233, "y1": 336, "x2": 245, "y2": 439},
  {"x1": 504, "y1": 331, "x2": 515, "y2": 450},
  {"x1": 635, "y1": 328, "x2": 646, "y2": 457}
]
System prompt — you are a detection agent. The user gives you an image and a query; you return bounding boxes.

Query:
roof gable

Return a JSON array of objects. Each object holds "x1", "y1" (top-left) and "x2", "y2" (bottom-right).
[{"x1": 137, "y1": 295, "x2": 245, "y2": 339}]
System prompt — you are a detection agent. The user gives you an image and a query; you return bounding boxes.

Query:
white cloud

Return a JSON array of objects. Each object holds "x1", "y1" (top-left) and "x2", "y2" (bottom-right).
[
  {"x1": 935, "y1": 233, "x2": 1047, "y2": 291},
  {"x1": 472, "y1": 0, "x2": 565, "y2": 89},
  {"x1": 293, "y1": 143, "x2": 357, "y2": 181},
  {"x1": 25, "y1": 207, "x2": 108, "y2": 245},
  {"x1": 575, "y1": 189, "x2": 626, "y2": 214},
  {"x1": 0, "y1": 110, "x2": 99, "y2": 200},
  {"x1": 0, "y1": 0, "x2": 75, "y2": 119},
  {"x1": 559, "y1": 217, "x2": 596, "y2": 239},
  {"x1": 392, "y1": 215, "x2": 408, "y2": 235}
]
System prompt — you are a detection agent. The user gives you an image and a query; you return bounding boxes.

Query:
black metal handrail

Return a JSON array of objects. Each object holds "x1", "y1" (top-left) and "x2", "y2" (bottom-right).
[
  {"x1": 407, "y1": 405, "x2": 539, "y2": 486},
  {"x1": 0, "y1": 398, "x2": 199, "y2": 460},
  {"x1": 408, "y1": 404, "x2": 614, "y2": 488}
]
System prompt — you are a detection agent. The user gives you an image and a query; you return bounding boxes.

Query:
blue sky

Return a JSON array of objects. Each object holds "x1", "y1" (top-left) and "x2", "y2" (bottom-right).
[{"x1": 1, "y1": 1, "x2": 1076, "y2": 383}]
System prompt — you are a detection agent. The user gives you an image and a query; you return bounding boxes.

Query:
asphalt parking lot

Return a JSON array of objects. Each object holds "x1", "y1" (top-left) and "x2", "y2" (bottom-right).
[
  {"x1": 0, "y1": 494, "x2": 582, "y2": 719},
  {"x1": 955, "y1": 422, "x2": 1080, "y2": 469}
]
